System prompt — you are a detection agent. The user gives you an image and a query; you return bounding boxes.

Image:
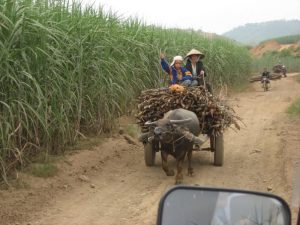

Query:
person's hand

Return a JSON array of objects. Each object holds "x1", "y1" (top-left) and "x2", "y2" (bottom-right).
[
  {"x1": 160, "y1": 52, "x2": 165, "y2": 59},
  {"x1": 200, "y1": 70, "x2": 205, "y2": 76}
]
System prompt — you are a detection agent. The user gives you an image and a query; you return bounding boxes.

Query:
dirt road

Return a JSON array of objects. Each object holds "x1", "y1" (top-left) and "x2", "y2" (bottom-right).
[{"x1": 1, "y1": 73, "x2": 300, "y2": 225}]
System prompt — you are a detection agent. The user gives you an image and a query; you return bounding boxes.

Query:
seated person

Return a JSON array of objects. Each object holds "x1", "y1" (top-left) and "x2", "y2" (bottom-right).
[
  {"x1": 185, "y1": 48, "x2": 212, "y2": 92},
  {"x1": 160, "y1": 53, "x2": 192, "y2": 86}
]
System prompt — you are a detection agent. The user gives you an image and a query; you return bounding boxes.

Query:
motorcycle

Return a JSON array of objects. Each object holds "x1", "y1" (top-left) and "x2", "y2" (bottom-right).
[
  {"x1": 156, "y1": 186, "x2": 298, "y2": 225},
  {"x1": 273, "y1": 65, "x2": 287, "y2": 78},
  {"x1": 282, "y1": 67, "x2": 287, "y2": 77},
  {"x1": 262, "y1": 77, "x2": 270, "y2": 92}
]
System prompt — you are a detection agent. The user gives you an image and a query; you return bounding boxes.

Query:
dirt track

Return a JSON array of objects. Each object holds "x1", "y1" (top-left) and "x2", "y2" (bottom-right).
[{"x1": 1, "y1": 73, "x2": 300, "y2": 225}]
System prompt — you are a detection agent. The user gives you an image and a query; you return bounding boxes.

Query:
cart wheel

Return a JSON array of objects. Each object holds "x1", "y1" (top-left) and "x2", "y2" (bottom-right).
[
  {"x1": 214, "y1": 134, "x2": 224, "y2": 166},
  {"x1": 144, "y1": 142, "x2": 156, "y2": 166}
]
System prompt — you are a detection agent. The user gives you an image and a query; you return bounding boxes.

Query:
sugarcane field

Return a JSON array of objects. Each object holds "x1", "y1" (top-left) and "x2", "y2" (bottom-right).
[{"x1": 1, "y1": 0, "x2": 300, "y2": 225}]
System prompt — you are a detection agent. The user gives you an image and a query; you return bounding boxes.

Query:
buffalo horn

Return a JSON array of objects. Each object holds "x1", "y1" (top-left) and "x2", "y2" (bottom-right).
[
  {"x1": 145, "y1": 121, "x2": 157, "y2": 126},
  {"x1": 170, "y1": 118, "x2": 192, "y2": 124}
]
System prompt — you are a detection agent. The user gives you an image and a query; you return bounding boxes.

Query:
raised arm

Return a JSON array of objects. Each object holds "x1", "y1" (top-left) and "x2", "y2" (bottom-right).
[{"x1": 160, "y1": 58, "x2": 171, "y2": 74}]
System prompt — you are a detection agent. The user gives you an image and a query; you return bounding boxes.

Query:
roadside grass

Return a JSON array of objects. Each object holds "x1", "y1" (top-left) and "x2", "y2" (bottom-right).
[
  {"x1": 230, "y1": 81, "x2": 251, "y2": 93},
  {"x1": 26, "y1": 136, "x2": 103, "y2": 178},
  {"x1": 123, "y1": 124, "x2": 140, "y2": 138},
  {"x1": 28, "y1": 163, "x2": 58, "y2": 178},
  {"x1": 252, "y1": 54, "x2": 300, "y2": 73},
  {"x1": 66, "y1": 137, "x2": 104, "y2": 152},
  {"x1": 287, "y1": 98, "x2": 300, "y2": 117},
  {"x1": 295, "y1": 74, "x2": 300, "y2": 83}
]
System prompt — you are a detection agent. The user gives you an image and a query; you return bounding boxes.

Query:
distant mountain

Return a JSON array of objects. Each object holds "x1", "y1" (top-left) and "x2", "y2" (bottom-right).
[{"x1": 223, "y1": 20, "x2": 300, "y2": 45}]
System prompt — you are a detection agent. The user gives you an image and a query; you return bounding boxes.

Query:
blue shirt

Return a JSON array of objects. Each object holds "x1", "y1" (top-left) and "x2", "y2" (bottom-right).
[{"x1": 161, "y1": 58, "x2": 192, "y2": 84}]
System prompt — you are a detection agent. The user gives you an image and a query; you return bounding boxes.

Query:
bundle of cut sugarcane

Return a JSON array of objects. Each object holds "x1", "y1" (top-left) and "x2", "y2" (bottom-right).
[
  {"x1": 270, "y1": 73, "x2": 283, "y2": 80},
  {"x1": 136, "y1": 86, "x2": 240, "y2": 136},
  {"x1": 249, "y1": 73, "x2": 282, "y2": 82}
]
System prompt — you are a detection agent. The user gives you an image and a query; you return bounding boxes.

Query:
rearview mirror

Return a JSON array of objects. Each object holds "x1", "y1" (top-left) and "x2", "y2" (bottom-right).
[{"x1": 157, "y1": 186, "x2": 291, "y2": 225}]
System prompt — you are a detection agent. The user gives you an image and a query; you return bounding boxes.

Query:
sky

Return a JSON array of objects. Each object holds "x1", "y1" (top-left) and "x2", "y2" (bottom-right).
[{"x1": 83, "y1": 0, "x2": 300, "y2": 34}]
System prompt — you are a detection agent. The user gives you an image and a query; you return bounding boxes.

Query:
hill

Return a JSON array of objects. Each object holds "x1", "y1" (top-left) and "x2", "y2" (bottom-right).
[{"x1": 223, "y1": 20, "x2": 300, "y2": 45}]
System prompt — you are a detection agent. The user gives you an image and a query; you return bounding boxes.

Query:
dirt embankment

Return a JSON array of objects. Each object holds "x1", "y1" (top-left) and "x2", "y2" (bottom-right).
[
  {"x1": 251, "y1": 40, "x2": 300, "y2": 57},
  {"x1": 1, "y1": 73, "x2": 300, "y2": 225}
]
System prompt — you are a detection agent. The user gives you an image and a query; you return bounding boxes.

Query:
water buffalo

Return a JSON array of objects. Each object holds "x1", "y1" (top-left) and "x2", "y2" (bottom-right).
[{"x1": 144, "y1": 108, "x2": 203, "y2": 184}]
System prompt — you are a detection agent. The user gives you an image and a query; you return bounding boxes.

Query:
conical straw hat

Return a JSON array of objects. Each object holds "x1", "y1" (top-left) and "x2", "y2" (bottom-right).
[{"x1": 185, "y1": 48, "x2": 205, "y2": 59}]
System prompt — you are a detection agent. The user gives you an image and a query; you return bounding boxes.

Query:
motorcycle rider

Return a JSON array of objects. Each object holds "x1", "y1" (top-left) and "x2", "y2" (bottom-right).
[
  {"x1": 282, "y1": 65, "x2": 287, "y2": 77},
  {"x1": 261, "y1": 67, "x2": 270, "y2": 83}
]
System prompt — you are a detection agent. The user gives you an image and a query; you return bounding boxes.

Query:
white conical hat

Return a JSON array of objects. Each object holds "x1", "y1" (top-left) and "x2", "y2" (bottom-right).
[{"x1": 185, "y1": 48, "x2": 205, "y2": 59}]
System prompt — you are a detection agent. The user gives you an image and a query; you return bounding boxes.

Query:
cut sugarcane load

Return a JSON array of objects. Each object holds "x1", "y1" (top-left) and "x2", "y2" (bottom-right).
[{"x1": 136, "y1": 85, "x2": 241, "y2": 137}]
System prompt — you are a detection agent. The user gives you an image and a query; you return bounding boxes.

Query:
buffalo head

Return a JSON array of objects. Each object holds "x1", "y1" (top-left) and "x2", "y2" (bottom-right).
[{"x1": 145, "y1": 118, "x2": 192, "y2": 143}]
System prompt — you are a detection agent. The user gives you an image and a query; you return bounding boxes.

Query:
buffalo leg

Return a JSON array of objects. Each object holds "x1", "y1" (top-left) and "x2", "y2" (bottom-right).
[
  {"x1": 161, "y1": 151, "x2": 174, "y2": 176},
  {"x1": 175, "y1": 154, "x2": 186, "y2": 184},
  {"x1": 187, "y1": 149, "x2": 194, "y2": 176}
]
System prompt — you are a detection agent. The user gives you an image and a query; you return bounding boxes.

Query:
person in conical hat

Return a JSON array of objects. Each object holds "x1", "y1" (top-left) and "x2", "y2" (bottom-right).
[
  {"x1": 160, "y1": 52, "x2": 192, "y2": 87},
  {"x1": 185, "y1": 48, "x2": 212, "y2": 92},
  {"x1": 185, "y1": 48, "x2": 205, "y2": 60}
]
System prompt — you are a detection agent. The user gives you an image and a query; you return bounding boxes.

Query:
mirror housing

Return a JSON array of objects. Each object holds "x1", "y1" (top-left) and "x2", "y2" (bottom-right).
[{"x1": 157, "y1": 186, "x2": 292, "y2": 225}]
